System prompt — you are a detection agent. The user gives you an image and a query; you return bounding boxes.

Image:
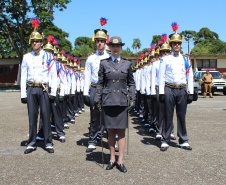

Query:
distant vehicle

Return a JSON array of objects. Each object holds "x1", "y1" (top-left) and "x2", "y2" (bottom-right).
[
  {"x1": 193, "y1": 81, "x2": 199, "y2": 101},
  {"x1": 194, "y1": 70, "x2": 226, "y2": 95}
]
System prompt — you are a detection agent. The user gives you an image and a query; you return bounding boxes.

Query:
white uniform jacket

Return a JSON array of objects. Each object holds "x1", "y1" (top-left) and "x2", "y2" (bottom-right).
[
  {"x1": 159, "y1": 52, "x2": 194, "y2": 95},
  {"x1": 21, "y1": 49, "x2": 57, "y2": 98},
  {"x1": 83, "y1": 50, "x2": 110, "y2": 96}
]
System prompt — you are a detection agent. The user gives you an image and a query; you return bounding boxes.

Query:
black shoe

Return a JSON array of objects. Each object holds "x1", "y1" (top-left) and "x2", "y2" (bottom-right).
[
  {"x1": 106, "y1": 161, "x2": 116, "y2": 170},
  {"x1": 160, "y1": 147, "x2": 168, "y2": 151},
  {"x1": 86, "y1": 148, "x2": 96, "y2": 153},
  {"x1": 24, "y1": 148, "x2": 36, "y2": 154},
  {"x1": 60, "y1": 139, "x2": 65, "y2": 143},
  {"x1": 170, "y1": 135, "x2": 176, "y2": 140},
  {"x1": 115, "y1": 147, "x2": 119, "y2": 152},
  {"x1": 46, "y1": 148, "x2": 54, "y2": 153},
  {"x1": 116, "y1": 164, "x2": 127, "y2": 173},
  {"x1": 181, "y1": 146, "x2": 192, "y2": 150}
]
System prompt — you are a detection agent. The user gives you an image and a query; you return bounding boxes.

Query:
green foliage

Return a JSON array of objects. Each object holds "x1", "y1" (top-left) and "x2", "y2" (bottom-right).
[
  {"x1": 121, "y1": 47, "x2": 133, "y2": 56},
  {"x1": 74, "y1": 37, "x2": 95, "y2": 50},
  {"x1": 151, "y1": 35, "x2": 161, "y2": 45},
  {"x1": 132, "y1": 38, "x2": 141, "y2": 52},
  {"x1": 0, "y1": 0, "x2": 71, "y2": 62},
  {"x1": 72, "y1": 37, "x2": 95, "y2": 56},
  {"x1": 72, "y1": 44, "x2": 94, "y2": 56},
  {"x1": 136, "y1": 48, "x2": 149, "y2": 55},
  {"x1": 190, "y1": 27, "x2": 225, "y2": 55},
  {"x1": 194, "y1": 27, "x2": 219, "y2": 46},
  {"x1": 181, "y1": 30, "x2": 196, "y2": 54},
  {"x1": 43, "y1": 23, "x2": 72, "y2": 54},
  {"x1": 181, "y1": 30, "x2": 196, "y2": 41}
]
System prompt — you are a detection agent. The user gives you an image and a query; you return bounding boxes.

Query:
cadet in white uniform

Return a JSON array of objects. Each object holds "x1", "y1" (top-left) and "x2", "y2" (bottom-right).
[
  {"x1": 84, "y1": 25, "x2": 110, "y2": 152},
  {"x1": 21, "y1": 19, "x2": 57, "y2": 154},
  {"x1": 145, "y1": 49, "x2": 155, "y2": 128},
  {"x1": 151, "y1": 35, "x2": 176, "y2": 140},
  {"x1": 159, "y1": 23, "x2": 193, "y2": 151}
]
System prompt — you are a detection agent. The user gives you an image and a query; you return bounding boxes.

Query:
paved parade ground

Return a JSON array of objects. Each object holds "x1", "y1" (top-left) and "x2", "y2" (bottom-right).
[{"x1": 0, "y1": 92, "x2": 225, "y2": 184}]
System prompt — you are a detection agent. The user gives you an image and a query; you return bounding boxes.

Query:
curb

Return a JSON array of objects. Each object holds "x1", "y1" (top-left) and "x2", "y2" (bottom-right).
[{"x1": 0, "y1": 90, "x2": 21, "y2": 92}]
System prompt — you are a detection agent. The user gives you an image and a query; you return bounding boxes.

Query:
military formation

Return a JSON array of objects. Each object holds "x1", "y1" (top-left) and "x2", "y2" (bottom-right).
[
  {"x1": 133, "y1": 22, "x2": 194, "y2": 151},
  {"x1": 21, "y1": 18, "x2": 194, "y2": 166}
]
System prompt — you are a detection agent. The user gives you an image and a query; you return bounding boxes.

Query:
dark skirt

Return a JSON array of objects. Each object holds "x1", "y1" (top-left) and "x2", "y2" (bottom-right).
[{"x1": 102, "y1": 106, "x2": 128, "y2": 129}]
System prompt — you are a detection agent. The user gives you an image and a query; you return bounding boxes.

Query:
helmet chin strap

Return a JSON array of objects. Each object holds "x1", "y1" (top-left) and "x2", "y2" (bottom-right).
[{"x1": 33, "y1": 45, "x2": 42, "y2": 54}]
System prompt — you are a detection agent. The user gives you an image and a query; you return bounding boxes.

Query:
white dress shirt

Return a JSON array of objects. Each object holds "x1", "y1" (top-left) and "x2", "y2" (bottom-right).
[
  {"x1": 83, "y1": 50, "x2": 110, "y2": 96},
  {"x1": 145, "y1": 65, "x2": 152, "y2": 95},
  {"x1": 56, "y1": 62, "x2": 67, "y2": 96},
  {"x1": 140, "y1": 67, "x2": 147, "y2": 94},
  {"x1": 21, "y1": 49, "x2": 57, "y2": 98},
  {"x1": 135, "y1": 69, "x2": 141, "y2": 91},
  {"x1": 159, "y1": 52, "x2": 194, "y2": 94}
]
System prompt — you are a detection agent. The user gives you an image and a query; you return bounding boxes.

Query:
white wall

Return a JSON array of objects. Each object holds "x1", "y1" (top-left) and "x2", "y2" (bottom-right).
[{"x1": 217, "y1": 59, "x2": 226, "y2": 68}]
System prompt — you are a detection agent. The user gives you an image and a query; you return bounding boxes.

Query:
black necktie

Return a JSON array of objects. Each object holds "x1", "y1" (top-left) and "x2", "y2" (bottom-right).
[{"x1": 114, "y1": 59, "x2": 118, "y2": 65}]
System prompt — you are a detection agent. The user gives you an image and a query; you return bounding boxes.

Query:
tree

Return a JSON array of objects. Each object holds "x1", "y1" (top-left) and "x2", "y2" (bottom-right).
[
  {"x1": 194, "y1": 27, "x2": 219, "y2": 46},
  {"x1": 181, "y1": 30, "x2": 196, "y2": 54},
  {"x1": 0, "y1": 0, "x2": 71, "y2": 64},
  {"x1": 137, "y1": 48, "x2": 149, "y2": 55},
  {"x1": 44, "y1": 23, "x2": 72, "y2": 54},
  {"x1": 151, "y1": 35, "x2": 161, "y2": 45},
  {"x1": 74, "y1": 37, "x2": 95, "y2": 51},
  {"x1": 190, "y1": 27, "x2": 225, "y2": 55},
  {"x1": 132, "y1": 38, "x2": 141, "y2": 52},
  {"x1": 72, "y1": 37, "x2": 95, "y2": 56},
  {"x1": 121, "y1": 47, "x2": 133, "y2": 56},
  {"x1": 72, "y1": 44, "x2": 93, "y2": 56}
]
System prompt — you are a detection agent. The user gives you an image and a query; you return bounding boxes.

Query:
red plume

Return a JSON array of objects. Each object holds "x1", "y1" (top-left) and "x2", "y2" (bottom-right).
[
  {"x1": 100, "y1": 17, "x2": 107, "y2": 26},
  {"x1": 140, "y1": 53, "x2": 144, "y2": 58},
  {"x1": 135, "y1": 60, "x2": 138, "y2": 63},
  {"x1": 53, "y1": 39, "x2": 58, "y2": 45},
  {"x1": 151, "y1": 44, "x2": 155, "y2": 50},
  {"x1": 77, "y1": 61, "x2": 81, "y2": 65},
  {"x1": 145, "y1": 52, "x2": 149, "y2": 56},
  {"x1": 47, "y1": 35, "x2": 54, "y2": 42},
  {"x1": 171, "y1": 22, "x2": 179, "y2": 32},
  {"x1": 161, "y1": 34, "x2": 167, "y2": 42},
  {"x1": 74, "y1": 57, "x2": 78, "y2": 62},
  {"x1": 158, "y1": 41, "x2": 163, "y2": 46},
  {"x1": 31, "y1": 18, "x2": 40, "y2": 29},
  {"x1": 69, "y1": 56, "x2": 73, "y2": 60},
  {"x1": 61, "y1": 50, "x2": 66, "y2": 55},
  {"x1": 107, "y1": 35, "x2": 110, "y2": 44}
]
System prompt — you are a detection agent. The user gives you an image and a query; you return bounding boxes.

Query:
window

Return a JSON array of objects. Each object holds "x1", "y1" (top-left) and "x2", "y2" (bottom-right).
[
  {"x1": 0, "y1": 65, "x2": 13, "y2": 75},
  {"x1": 197, "y1": 59, "x2": 202, "y2": 68},
  {"x1": 210, "y1": 59, "x2": 217, "y2": 68},
  {"x1": 196, "y1": 59, "x2": 217, "y2": 69}
]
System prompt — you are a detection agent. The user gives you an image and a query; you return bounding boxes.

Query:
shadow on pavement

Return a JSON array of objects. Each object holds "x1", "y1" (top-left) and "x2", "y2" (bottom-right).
[
  {"x1": 86, "y1": 152, "x2": 120, "y2": 168},
  {"x1": 20, "y1": 139, "x2": 46, "y2": 151}
]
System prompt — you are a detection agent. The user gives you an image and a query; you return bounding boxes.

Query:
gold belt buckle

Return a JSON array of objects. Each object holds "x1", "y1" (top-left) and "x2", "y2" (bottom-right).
[{"x1": 42, "y1": 84, "x2": 48, "y2": 94}]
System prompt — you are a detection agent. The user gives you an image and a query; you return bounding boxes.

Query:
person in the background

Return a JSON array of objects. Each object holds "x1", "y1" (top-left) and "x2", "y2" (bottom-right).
[
  {"x1": 202, "y1": 70, "x2": 213, "y2": 98},
  {"x1": 94, "y1": 36, "x2": 136, "y2": 173}
]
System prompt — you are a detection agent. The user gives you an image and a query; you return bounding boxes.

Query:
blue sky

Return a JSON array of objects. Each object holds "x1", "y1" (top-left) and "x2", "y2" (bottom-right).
[{"x1": 53, "y1": 0, "x2": 226, "y2": 54}]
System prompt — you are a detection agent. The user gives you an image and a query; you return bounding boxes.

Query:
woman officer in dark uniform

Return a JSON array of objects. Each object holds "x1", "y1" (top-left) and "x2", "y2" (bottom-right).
[{"x1": 94, "y1": 36, "x2": 136, "y2": 172}]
